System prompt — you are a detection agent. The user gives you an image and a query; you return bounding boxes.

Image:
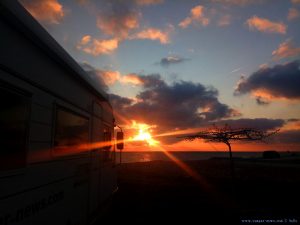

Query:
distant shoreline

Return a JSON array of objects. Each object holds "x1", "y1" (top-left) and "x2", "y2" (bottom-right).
[
  {"x1": 115, "y1": 150, "x2": 300, "y2": 164},
  {"x1": 116, "y1": 150, "x2": 300, "y2": 153}
]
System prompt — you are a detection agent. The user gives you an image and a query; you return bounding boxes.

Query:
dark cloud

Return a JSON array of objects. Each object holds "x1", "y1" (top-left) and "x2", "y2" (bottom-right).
[
  {"x1": 158, "y1": 56, "x2": 190, "y2": 67},
  {"x1": 109, "y1": 93, "x2": 134, "y2": 108},
  {"x1": 212, "y1": 118, "x2": 285, "y2": 131},
  {"x1": 273, "y1": 130, "x2": 300, "y2": 144},
  {"x1": 110, "y1": 73, "x2": 239, "y2": 135},
  {"x1": 109, "y1": 72, "x2": 300, "y2": 145},
  {"x1": 255, "y1": 96, "x2": 270, "y2": 105},
  {"x1": 207, "y1": 119, "x2": 300, "y2": 146},
  {"x1": 234, "y1": 60, "x2": 300, "y2": 103},
  {"x1": 138, "y1": 74, "x2": 165, "y2": 88},
  {"x1": 79, "y1": 62, "x2": 109, "y2": 91}
]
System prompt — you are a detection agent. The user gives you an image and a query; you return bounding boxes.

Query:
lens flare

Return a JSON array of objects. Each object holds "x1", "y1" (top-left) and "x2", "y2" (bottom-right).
[
  {"x1": 154, "y1": 127, "x2": 206, "y2": 138},
  {"x1": 155, "y1": 145, "x2": 212, "y2": 189},
  {"x1": 128, "y1": 121, "x2": 160, "y2": 146}
]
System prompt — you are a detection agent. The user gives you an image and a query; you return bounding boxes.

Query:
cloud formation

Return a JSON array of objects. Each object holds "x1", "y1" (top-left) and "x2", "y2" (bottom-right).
[
  {"x1": 77, "y1": 35, "x2": 119, "y2": 56},
  {"x1": 120, "y1": 73, "x2": 144, "y2": 85},
  {"x1": 80, "y1": 62, "x2": 109, "y2": 91},
  {"x1": 158, "y1": 56, "x2": 190, "y2": 67},
  {"x1": 76, "y1": 0, "x2": 173, "y2": 56},
  {"x1": 78, "y1": 35, "x2": 91, "y2": 45},
  {"x1": 255, "y1": 96, "x2": 270, "y2": 105},
  {"x1": 214, "y1": 118, "x2": 285, "y2": 131},
  {"x1": 272, "y1": 130, "x2": 300, "y2": 144},
  {"x1": 96, "y1": 1, "x2": 140, "y2": 39},
  {"x1": 110, "y1": 74, "x2": 239, "y2": 136},
  {"x1": 109, "y1": 93, "x2": 134, "y2": 108},
  {"x1": 106, "y1": 73, "x2": 296, "y2": 145},
  {"x1": 80, "y1": 62, "x2": 145, "y2": 87},
  {"x1": 234, "y1": 60, "x2": 300, "y2": 103},
  {"x1": 272, "y1": 39, "x2": 300, "y2": 61},
  {"x1": 79, "y1": 62, "x2": 142, "y2": 89},
  {"x1": 109, "y1": 72, "x2": 292, "y2": 144},
  {"x1": 100, "y1": 70, "x2": 121, "y2": 85},
  {"x1": 246, "y1": 16, "x2": 287, "y2": 34},
  {"x1": 130, "y1": 27, "x2": 171, "y2": 44},
  {"x1": 97, "y1": 7, "x2": 139, "y2": 39},
  {"x1": 288, "y1": 8, "x2": 300, "y2": 21},
  {"x1": 21, "y1": 0, "x2": 65, "y2": 24},
  {"x1": 179, "y1": 5, "x2": 210, "y2": 28}
]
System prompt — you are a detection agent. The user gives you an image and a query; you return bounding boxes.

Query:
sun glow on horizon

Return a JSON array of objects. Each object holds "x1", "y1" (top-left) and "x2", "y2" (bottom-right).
[{"x1": 128, "y1": 121, "x2": 160, "y2": 146}]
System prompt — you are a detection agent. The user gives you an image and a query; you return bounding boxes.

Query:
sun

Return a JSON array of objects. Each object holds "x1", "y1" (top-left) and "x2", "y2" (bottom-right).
[
  {"x1": 129, "y1": 121, "x2": 160, "y2": 146},
  {"x1": 133, "y1": 128, "x2": 159, "y2": 146}
]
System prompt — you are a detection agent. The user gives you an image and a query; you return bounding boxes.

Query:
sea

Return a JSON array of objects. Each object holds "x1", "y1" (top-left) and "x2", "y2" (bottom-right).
[{"x1": 115, "y1": 151, "x2": 266, "y2": 163}]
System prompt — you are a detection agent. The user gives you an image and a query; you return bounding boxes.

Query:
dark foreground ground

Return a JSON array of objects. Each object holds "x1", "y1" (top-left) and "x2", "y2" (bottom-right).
[{"x1": 100, "y1": 158, "x2": 300, "y2": 224}]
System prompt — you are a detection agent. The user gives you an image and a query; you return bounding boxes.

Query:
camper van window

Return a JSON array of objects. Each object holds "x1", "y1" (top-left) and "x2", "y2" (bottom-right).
[
  {"x1": 103, "y1": 129, "x2": 112, "y2": 161},
  {"x1": 0, "y1": 86, "x2": 29, "y2": 171},
  {"x1": 54, "y1": 108, "x2": 89, "y2": 151}
]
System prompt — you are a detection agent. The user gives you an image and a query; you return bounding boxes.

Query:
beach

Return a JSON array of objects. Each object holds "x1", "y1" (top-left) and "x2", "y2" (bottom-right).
[{"x1": 100, "y1": 157, "x2": 300, "y2": 224}]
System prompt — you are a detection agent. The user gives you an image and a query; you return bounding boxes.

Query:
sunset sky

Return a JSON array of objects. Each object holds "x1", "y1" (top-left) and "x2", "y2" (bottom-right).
[{"x1": 20, "y1": 0, "x2": 300, "y2": 151}]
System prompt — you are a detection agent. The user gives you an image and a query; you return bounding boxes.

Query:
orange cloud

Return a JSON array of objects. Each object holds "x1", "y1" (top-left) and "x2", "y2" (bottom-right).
[
  {"x1": 179, "y1": 17, "x2": 193, "y2": 28},
  {"x1": 179, "y1": 5, "x2": 209, "y2": 28},
  {"x1": 77, "y1": 36, "x2": 119, "y2": 56},
  {"x1": 246, "y1": 16, "x2": 287, "y2": 34},
  {"x1": 191, "y1": 5, "x2": 204, "y2": 18},
  {"x1": 287, "y1": 8, "x2": 300, "y2": 21},
  {"x1": 241, "y1": 84, "x2": 298, "y2": 103},
  {"x1": 21, "y1": 0, "x2": 65, "y2": 24},
  {"x1": 79, "y1": 61, "x2": 144, "y2": 85},
  {"x1": 251, "y1": 88, "x2": 299, "y2": 105},
  {"x1": 135, "y1": 0, "x2": 164, "y2": 5},
  {"x1": 281, "y1": 120, "x2": 300, "y2": 131},
  {"x1": 130, "y1": 27, "x2": 171, "y2": 44},
  {"x1": 272, "y1": 39, "x2": 300, "y2": 61},
  {"x1": 78, "y1": 35, "x2": 91, "y2": 45},
  {"x1": 121, "y1": 74, "x2": 144, "y2": 85},
  {"x1": 96, "y1": 6, "x2": 139, "y2": 39},
  {"x1": 251, "y1": 89, "x2": 280, "y2": 101},
  {"x1": 101, "y1": 71, "x2": 121, "y2": 85}
]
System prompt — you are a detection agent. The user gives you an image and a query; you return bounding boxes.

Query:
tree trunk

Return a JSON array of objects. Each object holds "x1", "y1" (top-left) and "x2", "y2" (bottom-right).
[{"x1": 225, "y1": 141, "x2": 235, "y2": 182}]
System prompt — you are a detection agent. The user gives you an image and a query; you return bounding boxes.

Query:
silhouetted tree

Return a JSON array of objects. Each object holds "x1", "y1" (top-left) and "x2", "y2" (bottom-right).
[{"x1": 181, "y1": 124, "x2": 279, "y2": 180}]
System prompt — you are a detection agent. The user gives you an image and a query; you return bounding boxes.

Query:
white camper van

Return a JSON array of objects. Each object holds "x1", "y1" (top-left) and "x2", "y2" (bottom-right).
[{"x1": 0, "y1": 1, "x2": 122, "y2": 224}]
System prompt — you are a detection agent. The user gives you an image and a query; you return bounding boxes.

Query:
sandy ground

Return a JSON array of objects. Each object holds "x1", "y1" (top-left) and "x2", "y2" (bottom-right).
[{"x1": 99, "y1": 158, "x2": 300, "y2": 224}]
